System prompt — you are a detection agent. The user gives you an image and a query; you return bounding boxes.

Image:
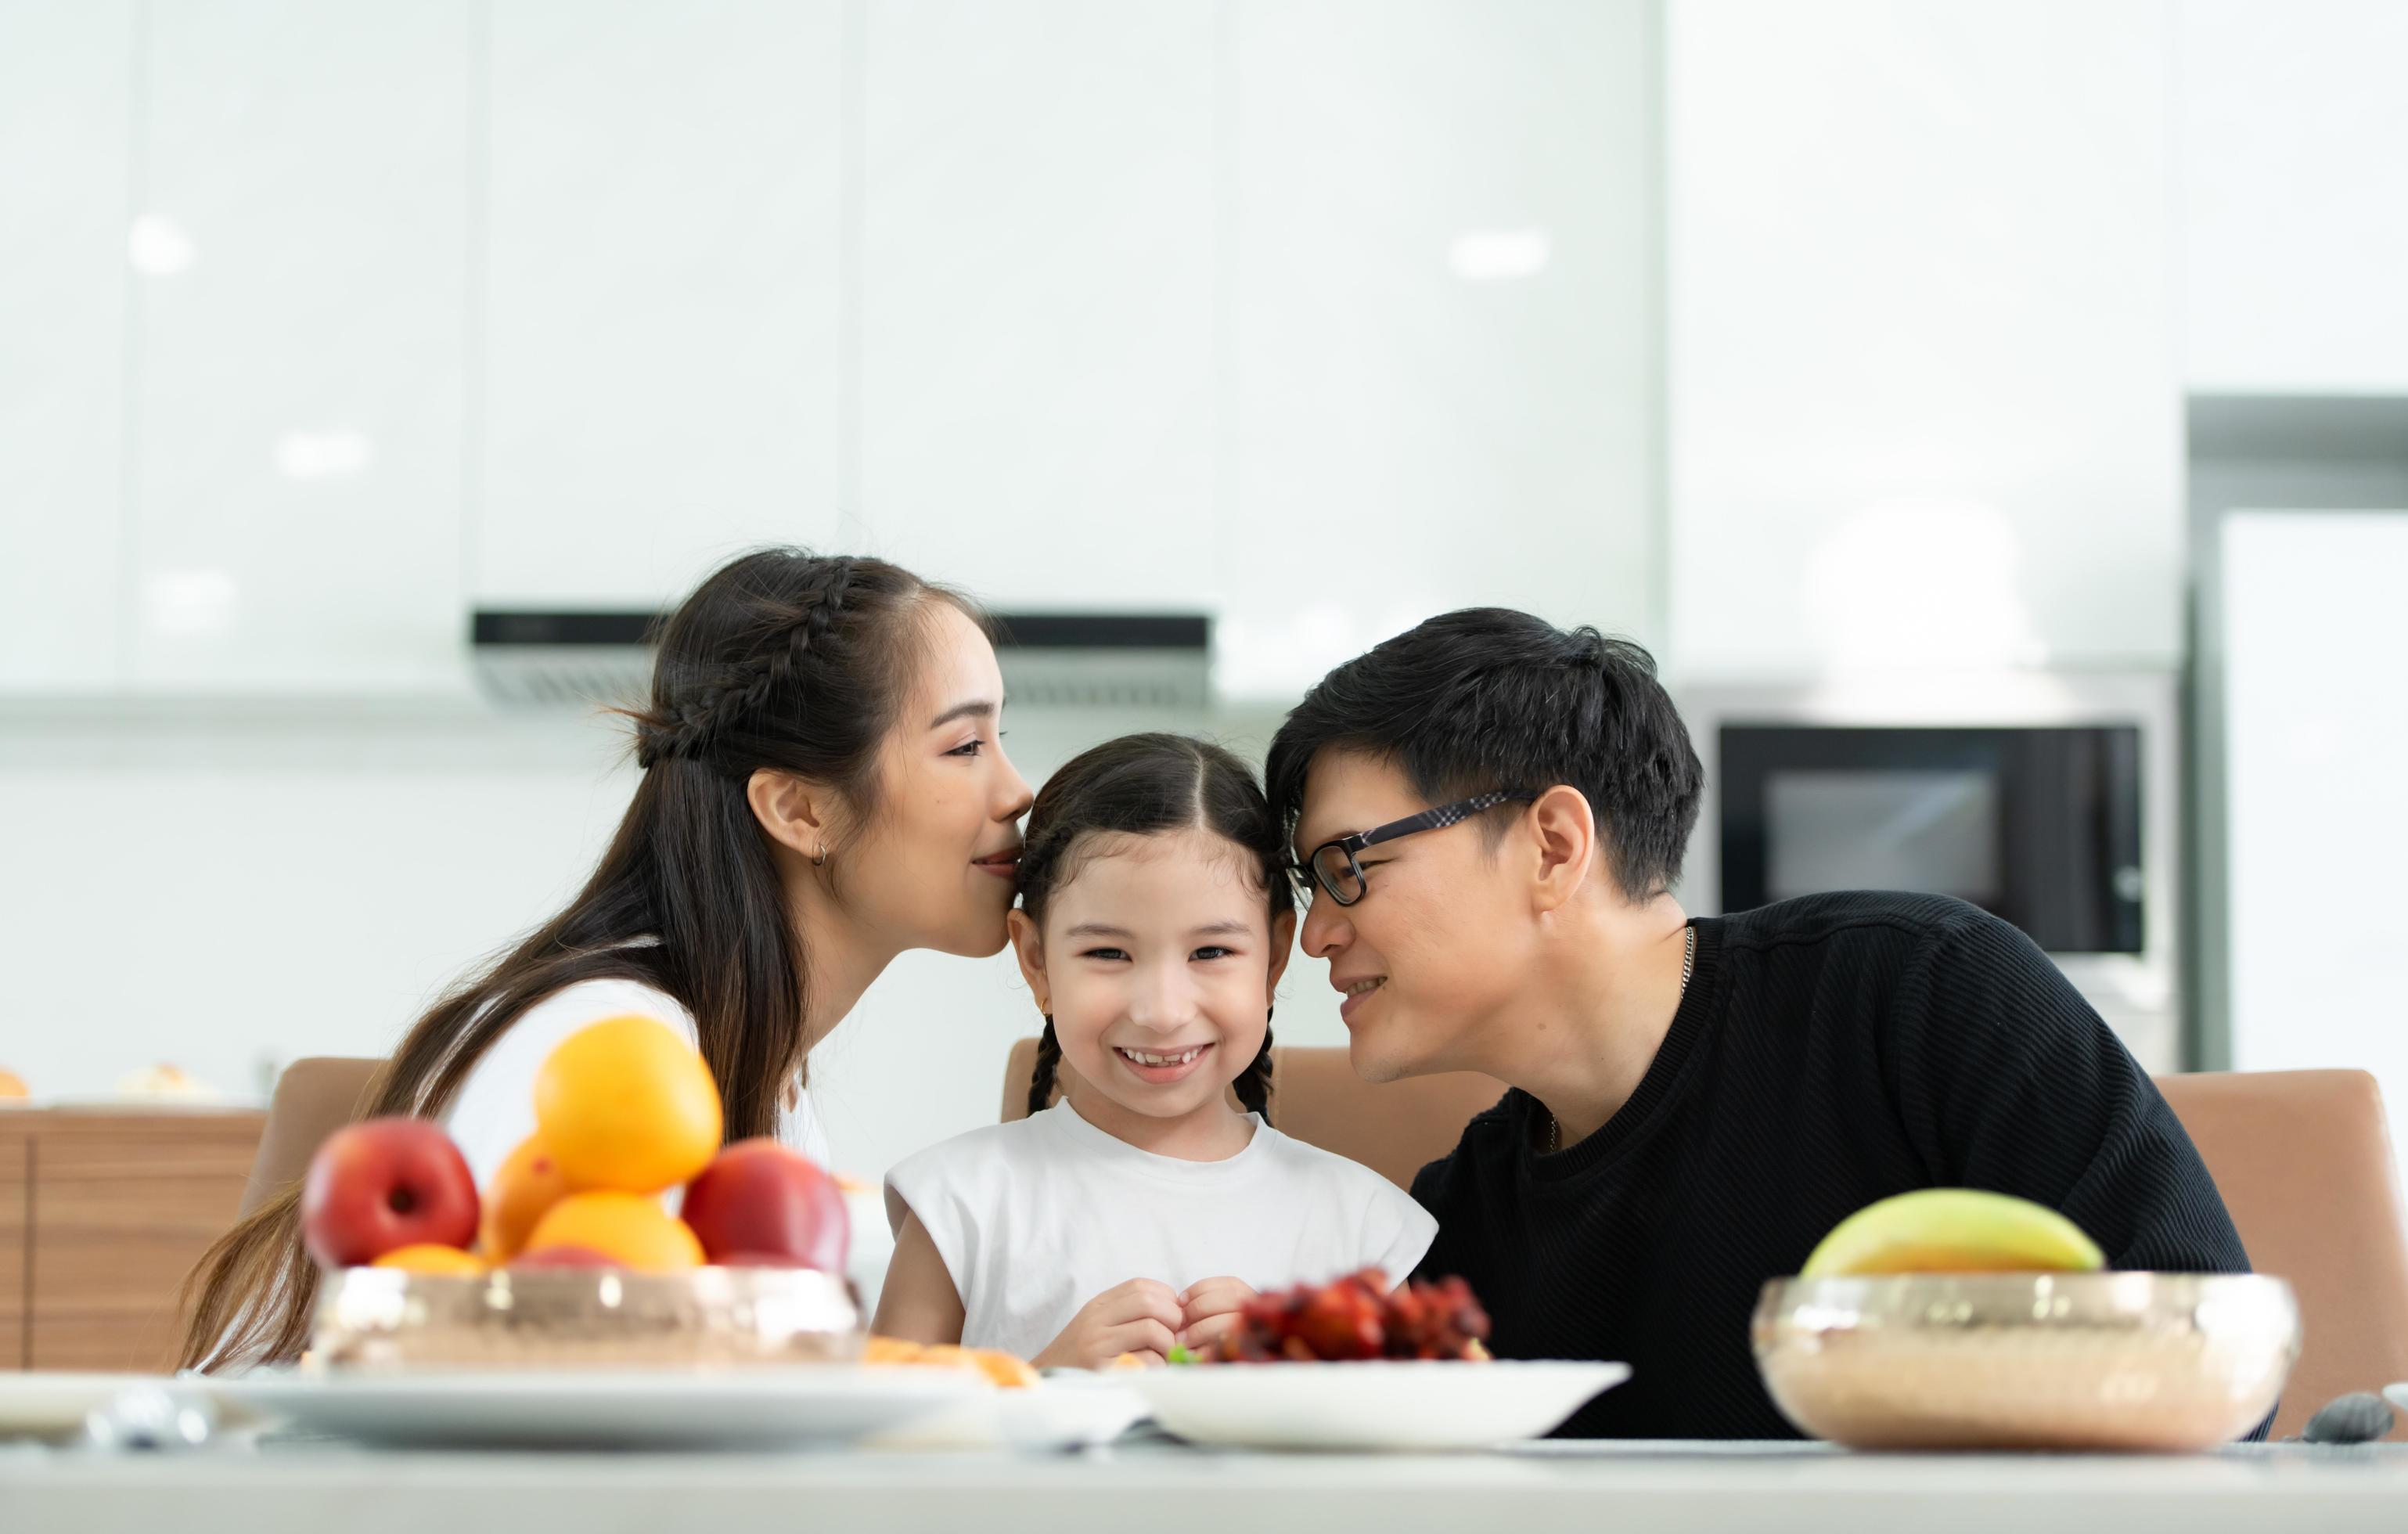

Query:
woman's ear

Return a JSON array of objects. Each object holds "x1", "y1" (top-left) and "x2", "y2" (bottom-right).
[
  {"x1": 1006, "y1": 908, "x2": 1049, "y2": 1013},
  {"x1": 747, "y1": 769, "x2": 833, "y2": 865},
  {"x1": 1526, "y1": 784, "x2": 1600, "y2": 915},
  {"x1": 1263, "y1": 909, "x2": 1298, "y2": 1000}
]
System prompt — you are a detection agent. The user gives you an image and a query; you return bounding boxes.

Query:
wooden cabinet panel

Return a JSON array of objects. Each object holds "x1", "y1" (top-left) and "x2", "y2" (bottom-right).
[
  {"x1": 0, "y1": 1122, "x2": 27, "y2": 1369},
  {"x1": 26, "y1": 1112, "x2": 263, "y2": 1373}
]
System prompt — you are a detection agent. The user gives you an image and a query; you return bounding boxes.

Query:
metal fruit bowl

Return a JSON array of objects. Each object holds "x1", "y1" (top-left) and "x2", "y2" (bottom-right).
[
  {"x1": 310, "y1": 1266, "x2": 862, "y2": 1372},
  {"x1": 1751, "y1": 1273, "x2": 2298, "y2": 1451}
]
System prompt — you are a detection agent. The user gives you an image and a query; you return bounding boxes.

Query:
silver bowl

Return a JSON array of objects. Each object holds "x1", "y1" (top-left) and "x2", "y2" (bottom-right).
[
  {"x1": 310, "y1": 1266, "x2": 862, "y2": 1372},
  {"x1": 1751, "y1": 1273, "x2": 2299, "y2": 1451}
]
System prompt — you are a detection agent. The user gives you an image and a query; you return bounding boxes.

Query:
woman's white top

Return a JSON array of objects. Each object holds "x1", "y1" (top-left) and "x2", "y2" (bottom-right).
[
  {"x1": 884, "y1": 1099, "x2": 1438, "y2": 1362},
  {"x1": 440, "y1": 977, "x2": 828, "y2": 1189}
]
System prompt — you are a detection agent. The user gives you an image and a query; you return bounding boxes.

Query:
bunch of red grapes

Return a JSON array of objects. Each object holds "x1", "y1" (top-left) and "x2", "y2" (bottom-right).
[{"x1": 1202, "y1": 1268, "x2": 1492, "y2": 1363}]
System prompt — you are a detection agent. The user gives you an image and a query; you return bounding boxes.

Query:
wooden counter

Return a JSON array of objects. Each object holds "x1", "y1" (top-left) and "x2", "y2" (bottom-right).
[{"x1": 0, "y1": 1107, "x2": 264, "y2": 1370}]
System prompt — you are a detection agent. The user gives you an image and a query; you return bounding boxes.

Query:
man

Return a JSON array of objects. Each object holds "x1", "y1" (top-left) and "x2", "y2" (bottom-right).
[{"x1": 1265, "y1": 608, "x2": 2248, "y2": 1439}]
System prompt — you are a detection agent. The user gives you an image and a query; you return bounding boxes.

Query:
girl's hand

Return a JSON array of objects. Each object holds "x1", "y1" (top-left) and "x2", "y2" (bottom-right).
[
  {"x1": 1175, "y1": 1275, "x2": 1258, "y2": 1352},
  {"x1": 1032, "y1": 1278, "x2": 1186, "y2": 1370}
]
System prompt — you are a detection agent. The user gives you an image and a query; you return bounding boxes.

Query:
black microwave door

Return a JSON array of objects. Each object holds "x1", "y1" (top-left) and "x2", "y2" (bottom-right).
[{"x1": 1719, "y1": 726, "x2": 2142, "y2": 954}]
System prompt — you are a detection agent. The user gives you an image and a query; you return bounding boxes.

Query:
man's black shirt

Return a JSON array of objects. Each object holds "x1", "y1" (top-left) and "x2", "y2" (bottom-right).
[{"x1": 1409, "y1": 891, "x2": 2251, "y2": 1439}]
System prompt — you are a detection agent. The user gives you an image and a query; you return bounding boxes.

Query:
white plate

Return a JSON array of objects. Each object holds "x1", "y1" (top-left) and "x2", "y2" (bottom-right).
[
  {"x1": 0, "y1": 1374, "x2": 189, "y2": 1440},
  {"x1": 211, "y1": 1367, "x2": 985, "y2": 1449},
  {"x1": 864, "y1": 1374, "x2": 1150, "y2": 1452},
  {"x1": 1127, "y1": 1359, "x2": 1631, "y2": 1451}
]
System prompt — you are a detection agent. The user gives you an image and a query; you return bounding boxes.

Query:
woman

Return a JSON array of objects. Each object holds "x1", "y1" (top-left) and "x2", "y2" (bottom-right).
[{"x1": 181, "y1": 549, "x2": 1033, "y2": 1370}]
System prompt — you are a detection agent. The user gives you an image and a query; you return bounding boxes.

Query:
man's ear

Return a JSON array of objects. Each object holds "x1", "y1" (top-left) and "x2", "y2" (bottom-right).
[
  {"x1": 747, "y1": 769, "x2": 835, "y2": 865},
  {"x1": 1007, "y1": 908, "x2": 1049, "y2": 1013},
  {"x1": 1525, "y1": 784, "x2": 1600, "y2": 915},
  {"x1": 1263, "y1": 909, "x2": 1298, "y2": 1001}
]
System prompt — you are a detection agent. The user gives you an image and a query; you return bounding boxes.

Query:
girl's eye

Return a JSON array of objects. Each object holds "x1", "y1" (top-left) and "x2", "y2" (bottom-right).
[
  {"x1": 1080, "y1": 947, "x2": 1130, "y2": 963},
  {"x1": 1192, "y1": 945, "x2": 1236, "y2": 961},
  {"x1": 947, "y1": 738, "x2": 984, "y2": 758}
]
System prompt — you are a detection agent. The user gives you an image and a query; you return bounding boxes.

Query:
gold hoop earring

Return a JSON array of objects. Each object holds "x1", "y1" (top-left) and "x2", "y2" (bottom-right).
[{"x1": 813, "y1": 842, "x2": 829, "y2": 867}]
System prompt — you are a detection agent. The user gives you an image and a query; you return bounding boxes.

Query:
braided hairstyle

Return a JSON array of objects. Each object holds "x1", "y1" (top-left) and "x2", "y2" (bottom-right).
[
  {"x1": 182, "y1": 548, "x2": 977, "y2": 1373},
  {"x1": 1017, "y1": 734, "x2": 1294, "y2": 1123}
]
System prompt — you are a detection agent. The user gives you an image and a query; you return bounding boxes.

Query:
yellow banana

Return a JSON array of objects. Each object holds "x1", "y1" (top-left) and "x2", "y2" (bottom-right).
[{"x1": 1801, "y1": 1189, "x2": 2106, "y2": 1278}]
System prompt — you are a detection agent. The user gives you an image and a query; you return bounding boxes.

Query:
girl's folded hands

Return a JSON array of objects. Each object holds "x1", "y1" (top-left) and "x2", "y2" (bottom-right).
[
  {"x1": 1032, "y1": 1277, "x2": 1187, "y2": 1370},
  {"x1": 1175, "y1": 1275, "x2": 1258, "y2": 1352}
]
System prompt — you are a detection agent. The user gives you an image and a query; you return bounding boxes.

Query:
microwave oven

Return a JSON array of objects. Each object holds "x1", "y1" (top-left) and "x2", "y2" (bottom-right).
[{"x1": 1716, "y1": 725, "x2": 2144, "y2": 954}]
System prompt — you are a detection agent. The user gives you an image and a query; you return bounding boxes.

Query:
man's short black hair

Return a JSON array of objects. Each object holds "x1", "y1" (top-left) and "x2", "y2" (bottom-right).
[{"x1": 1265, "y1": 608, "x2": 1704, "y2": 901}]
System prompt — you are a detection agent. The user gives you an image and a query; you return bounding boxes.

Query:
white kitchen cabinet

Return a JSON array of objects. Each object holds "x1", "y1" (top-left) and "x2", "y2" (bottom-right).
[
  {"x1": 1666, "y1": 0, "x2": 2182, "y2": 678},
  {"x1": 1218, "y1": 0, "x2": 1660, "y2": 700},
  {"x1": 0, "y1": 0, "x2": 132, "y2": 691},
  {"x1": 475, "y1": 0, "x2": 844, "y2": 610},
  {"x1": 127, "y1": 0, "x2": 473, "y2": 693},
  {"x1": 2223, "y1": 510, "x2": 2408, "y2": 1189},
  {"x1": 857, "y1": 0, "x2": 1216, "y2": 613},
  {"x1": 2179, "y1": 0, "x2": 2408, "y2": 394}
]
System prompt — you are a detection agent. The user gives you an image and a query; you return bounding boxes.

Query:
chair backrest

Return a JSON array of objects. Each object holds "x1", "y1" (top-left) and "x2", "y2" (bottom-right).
[
  {"x1": 999, "y1": 1037, "x2": 1506, "y2": 1190},
  {"x1": 998, "y1": 1043, "x2": 2408, "y2": 1439},
  {"x1": 238, "y1": 1057, "x2": 386, "y2": 1219},
  {"x1": 2154, "y1": 1068, "x2": 2408, "y2": 1440}
]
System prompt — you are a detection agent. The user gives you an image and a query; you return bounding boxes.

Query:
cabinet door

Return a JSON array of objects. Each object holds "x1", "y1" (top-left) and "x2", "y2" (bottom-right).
[
  {"x1": 858, "y1": 0, "x2": 1216, "y2": 612},
  {"x1": 27, "y1": 1114, "x2": 264, "y2": 1373},
  {"x1": 1667, "y1": 0, "x2": 2181, "y2": 675},
  {"x1": 0, "y1": 1125, "x2": 24, "y2": 1368},
  {"x1": 2179, "y1": 0, "x2": 2408, "y2": 393},
  {"x1": 1219, "y1": 0, "x2": 1659, "y2": 700},
  {"x1": 129, "y1": 0, "x2": 473, "y2": 692},
  {"x1": 0, "y1": 0, "x2": 132, "y2": 692},
  {"x1": 476, "y1": 0, "x2": 844, "y2": 610}
]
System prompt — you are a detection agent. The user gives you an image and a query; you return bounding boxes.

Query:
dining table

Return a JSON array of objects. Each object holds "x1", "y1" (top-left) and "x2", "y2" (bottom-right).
[{"x1": 9, "y1": 1435, "x2": 2408, "y2": 1533}]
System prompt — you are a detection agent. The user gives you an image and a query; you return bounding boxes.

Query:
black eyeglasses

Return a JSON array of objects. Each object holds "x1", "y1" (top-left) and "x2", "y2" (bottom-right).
[{"x1": 1289, "y1": 790, "x2": 1536, "y2": 907}]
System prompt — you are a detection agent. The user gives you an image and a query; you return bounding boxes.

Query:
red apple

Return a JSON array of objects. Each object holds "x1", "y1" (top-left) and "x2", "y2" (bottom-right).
[
  {"x1": 680, "y1": 1138, "x2": 848, "y2": 1273},
  {"x1": 507, "y1": 1244, "x2": 620, "y2": 1270},
  {"x1": 301, "y1": 1118, "x2": 480, "y2": 1268}
]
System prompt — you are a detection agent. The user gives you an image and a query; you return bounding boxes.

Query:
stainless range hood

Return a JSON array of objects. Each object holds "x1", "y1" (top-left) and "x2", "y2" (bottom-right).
[{"x1": 470, "y1": 610, "x2": 1211, "y2": 710}]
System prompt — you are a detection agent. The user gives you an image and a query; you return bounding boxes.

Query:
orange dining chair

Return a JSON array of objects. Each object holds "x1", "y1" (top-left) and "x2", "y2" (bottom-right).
[{"x1": 238, "y1": 1056, "x2": 386, "y2": 1219}]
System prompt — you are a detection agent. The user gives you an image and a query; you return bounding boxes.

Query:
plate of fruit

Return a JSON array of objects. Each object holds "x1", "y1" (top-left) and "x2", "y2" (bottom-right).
[
  {"x1": 1123, "y1": 1269, "x2": 1628, "y2": 1451},
  {"x1": 212, "y1": 1014, "x2": 999, "y2": 1447}
]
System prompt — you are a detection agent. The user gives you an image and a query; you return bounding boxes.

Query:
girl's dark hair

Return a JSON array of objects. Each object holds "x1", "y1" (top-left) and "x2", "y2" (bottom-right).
[
  {"x1": 181, "y1": 549, "x2": 974, "y2": 1372},
  {"x1": 1020, "y1": 735, "x2": 1294, "y2": 1123},
  {"x1": 1265, "y1": 608, "x2": 1703, "y2": 902}
]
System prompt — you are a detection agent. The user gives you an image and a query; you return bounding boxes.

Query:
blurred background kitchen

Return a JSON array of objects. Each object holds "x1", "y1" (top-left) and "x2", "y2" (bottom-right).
[{"x1": 3, "y1": 0, "x2": 2404, "y2": 1279}]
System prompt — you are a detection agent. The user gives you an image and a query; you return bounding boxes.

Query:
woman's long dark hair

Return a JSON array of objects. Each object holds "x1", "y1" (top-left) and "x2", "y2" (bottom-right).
[
  {"x1": 1017, "y1": 734, "x2": 1294, "y2": 1123},
  {"x1": 181, "y1": 549, "x2": 972, "y2": 1370}
]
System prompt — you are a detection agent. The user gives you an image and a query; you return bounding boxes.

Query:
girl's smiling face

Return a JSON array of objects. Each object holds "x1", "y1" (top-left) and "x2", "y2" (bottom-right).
[{"x1": 1010, "y1": 826, "x2": 1294, "y2": 1136}]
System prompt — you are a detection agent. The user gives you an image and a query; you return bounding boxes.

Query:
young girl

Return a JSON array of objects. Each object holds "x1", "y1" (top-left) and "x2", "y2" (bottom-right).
[
  {"x1": 873, "y1": 734, "x2": 1436, "y2": 1369},
  {"x1": 182, "y1": 549, "x2": 1034, "y2": 1370}
]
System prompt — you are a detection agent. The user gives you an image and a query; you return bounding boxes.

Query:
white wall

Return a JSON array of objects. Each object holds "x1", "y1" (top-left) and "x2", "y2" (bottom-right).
[{"x1": 0, "y1": 703, "x2": 1346, "y2": 1188}]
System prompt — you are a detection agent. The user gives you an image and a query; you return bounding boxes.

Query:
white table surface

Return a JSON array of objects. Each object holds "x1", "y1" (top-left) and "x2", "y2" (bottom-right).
[{"x1": 7, "y1": 1439, "x2": 2408, "y2": 1534}]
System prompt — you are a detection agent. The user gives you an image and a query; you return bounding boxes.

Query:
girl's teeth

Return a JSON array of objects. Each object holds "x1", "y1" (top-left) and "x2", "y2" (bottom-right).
[{"x1": 1123, "y1": 1047, "x2": 1201, "y2": 1067}]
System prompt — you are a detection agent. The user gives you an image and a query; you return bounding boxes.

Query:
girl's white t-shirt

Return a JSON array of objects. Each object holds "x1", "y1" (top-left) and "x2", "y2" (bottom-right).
[
  {"x1": 440, "y1": 977, "x2": 829, "y2": 1190},
  {"x1": 884, "y1": 1099, "x2": 1438, "y2": 1362}
]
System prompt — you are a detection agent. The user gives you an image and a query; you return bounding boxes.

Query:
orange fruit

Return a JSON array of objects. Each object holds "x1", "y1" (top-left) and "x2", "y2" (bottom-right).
[
  {"x1": 480, "y1": 1135, "x2": 574, "y2": 1261},
  {"x1": 524, "y1": 1191, "x2": 704, "y2": 1273},
  {"x1": 371, "y1": 1243, "x2": 485, "y2": 1276},
  {"x1": 0, "y1": 1069, "x2": 27, "y2": 1100},
  {"x1": 534, "y1": 1015, "x2": 722, "y2": 1194}
]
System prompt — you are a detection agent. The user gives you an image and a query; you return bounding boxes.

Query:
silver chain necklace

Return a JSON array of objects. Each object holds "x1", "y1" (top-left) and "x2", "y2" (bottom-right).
[{"x1": 1545, "y1": 924, "x2": 1695, "y2": 1156}]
